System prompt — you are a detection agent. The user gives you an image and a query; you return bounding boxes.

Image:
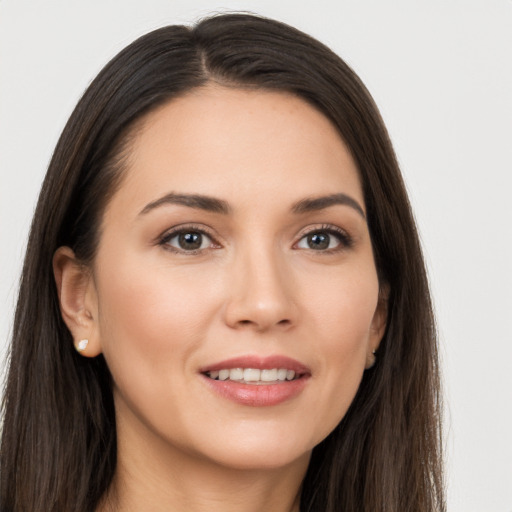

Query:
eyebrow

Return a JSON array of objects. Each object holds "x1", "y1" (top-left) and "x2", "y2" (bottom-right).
[
  {"x1": 139, "y1": 193, "x2": 231, "y2": 216},
  {"x1": 139, "y1": 191, "x2": 365, "y2": 218},
  {"x1": 291, "y1": 193, "x2": 366, "y2": 218}
]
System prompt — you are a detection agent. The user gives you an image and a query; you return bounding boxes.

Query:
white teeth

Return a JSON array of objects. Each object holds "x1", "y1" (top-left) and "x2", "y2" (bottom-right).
[
  {"x1": 243, "y1": 368, "x2": 261, "y2": 382},
  {"x1": 261, "y1": 369, "x2": 278, "y2": 381},
  {"x1": 277, "y1": 369, "x2": 287, "y2": 381},
  {"x1": 229, "y1": 368, "x2": 244, "y2": 380},
  {"x1": 207, "y1": 367, "x2": 299, "y2": 383}
]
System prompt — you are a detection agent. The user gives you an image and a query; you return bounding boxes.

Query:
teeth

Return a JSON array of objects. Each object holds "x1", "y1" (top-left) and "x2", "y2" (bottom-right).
[
  {"x1": 206, "y1": 368, "x2": 300, "y2": 383},
  {"x1": 243, "y1": 368, "x2": 260, "y2": 381},
  {"x1": 261, "y1": 369, "x2": 277, "y2": 381},
  {"x1": 229, "y1": 368, "x2": 244, "y2": 380},
  {"x1": 277, "y1": 369, "x2": 287, "y2": 381}
]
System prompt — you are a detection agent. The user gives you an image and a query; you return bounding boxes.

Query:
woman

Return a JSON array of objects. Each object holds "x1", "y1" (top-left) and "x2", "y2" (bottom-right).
[{"x1": 0, "y1": 13, "x2": 444, "y2": 512}]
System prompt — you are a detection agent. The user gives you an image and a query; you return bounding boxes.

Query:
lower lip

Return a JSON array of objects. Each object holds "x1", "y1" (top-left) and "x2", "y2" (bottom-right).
[{"x1": 201, "y1": 375, "x2": 309, "y2": 407}]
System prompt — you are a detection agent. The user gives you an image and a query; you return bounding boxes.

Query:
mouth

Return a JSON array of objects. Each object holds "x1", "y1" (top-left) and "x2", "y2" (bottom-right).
[{"x1": 199, "y1": 355, "x2": 310, "y2": 406}]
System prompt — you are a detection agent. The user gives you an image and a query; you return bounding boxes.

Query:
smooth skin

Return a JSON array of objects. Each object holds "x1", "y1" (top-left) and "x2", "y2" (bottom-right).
[{"x1": 54, "y1": 85, "x2": 387, "y2": 512}]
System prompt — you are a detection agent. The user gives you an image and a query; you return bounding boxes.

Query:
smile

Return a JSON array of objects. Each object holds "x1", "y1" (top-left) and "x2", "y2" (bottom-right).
[
  {"x1": 200, "y1": 355, "x2": 310, "y2": 406},
  {"x1": 206, "y1": 368, "x2": 298, "y2": 384}
]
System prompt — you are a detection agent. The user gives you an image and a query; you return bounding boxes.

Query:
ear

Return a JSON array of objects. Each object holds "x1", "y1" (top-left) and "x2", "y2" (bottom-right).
[
  {"x1": 365, "y1": 284, "x2": 389, "y2": 369},
  {"x1": 53, "y1": 246, "x2": 102, "y2": 357}
]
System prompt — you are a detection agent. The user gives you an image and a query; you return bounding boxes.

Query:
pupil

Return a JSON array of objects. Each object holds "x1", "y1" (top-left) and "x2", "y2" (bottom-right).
[
  {"x1": 179, "y1": 232, "x2": 202, "y2": 250},
  {"x1": 308, "y1": 232, "x2": 329, "y2": 250}
]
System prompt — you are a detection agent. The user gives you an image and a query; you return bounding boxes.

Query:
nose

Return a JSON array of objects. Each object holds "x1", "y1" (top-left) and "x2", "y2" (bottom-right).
[{"x1": 223, "y1": 245, "x2": 298, "y2": 332}]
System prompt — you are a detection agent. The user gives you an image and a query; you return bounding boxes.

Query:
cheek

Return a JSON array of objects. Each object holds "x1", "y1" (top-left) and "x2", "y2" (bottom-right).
[
  {"x1": 93, "y1": 254, "x2": 226, "y2": 438},
  {"x1": 305, "y1": 260, "x2": 379, "y2": 351},
  {"x1": 94, "y1": 254, "x2": 220, "y2": 370},
  {"x1": 299, "y1": 265, "x2": 379, "y2": 437}
]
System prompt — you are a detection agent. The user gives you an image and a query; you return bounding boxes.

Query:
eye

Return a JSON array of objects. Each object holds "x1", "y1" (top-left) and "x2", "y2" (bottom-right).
[
  {"x1": 295, "y1": 227, "x2": 351, "y2": 251},
  {"x1": 160, "y1": 229, "x2": 215, "y2": 253}
]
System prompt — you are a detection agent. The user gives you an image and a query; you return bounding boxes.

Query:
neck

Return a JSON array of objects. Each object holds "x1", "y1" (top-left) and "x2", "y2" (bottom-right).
[{"x1": 97, "y1": 410, "x2": 310, "y2": 512}]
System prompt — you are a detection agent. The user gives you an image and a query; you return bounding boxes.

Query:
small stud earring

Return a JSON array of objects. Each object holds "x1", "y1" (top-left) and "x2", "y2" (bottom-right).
[{"x1": 76, "y1": 339, "x2": 89, "y2": 352}]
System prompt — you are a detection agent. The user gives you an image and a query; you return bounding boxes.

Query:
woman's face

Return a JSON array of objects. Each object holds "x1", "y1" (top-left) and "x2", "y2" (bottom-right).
[{"x1": 89, "y1": 86, "x2": 386, "y2": 470}]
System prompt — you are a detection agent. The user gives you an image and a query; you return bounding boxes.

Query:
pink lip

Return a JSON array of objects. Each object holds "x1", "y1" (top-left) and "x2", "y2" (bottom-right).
[
  {"x1": 199, "y1": 355, "x2": 310, "y2": 374},
  {"x1": 199, "y1": 355, "x2": 311, "y2": 407}
]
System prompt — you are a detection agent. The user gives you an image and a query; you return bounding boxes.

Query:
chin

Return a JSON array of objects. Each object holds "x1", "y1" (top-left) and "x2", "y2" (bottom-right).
[
  {"x1": 208, "y1": 446, "x2": 312, "y2": 472},
  {"x1": 191, "y1": 431, "x2": 315, "y2": 472}
]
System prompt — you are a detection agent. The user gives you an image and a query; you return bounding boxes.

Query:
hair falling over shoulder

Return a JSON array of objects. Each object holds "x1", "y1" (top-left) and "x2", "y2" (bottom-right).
[{"x1": 0, "y1": 13, "x2": 444, "y2": 512}]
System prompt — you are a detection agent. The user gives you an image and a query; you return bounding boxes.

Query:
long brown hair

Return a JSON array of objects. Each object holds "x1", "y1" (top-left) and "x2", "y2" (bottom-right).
[{"x1": 1, "y1": 13, "x2": 444, "y2": 512}]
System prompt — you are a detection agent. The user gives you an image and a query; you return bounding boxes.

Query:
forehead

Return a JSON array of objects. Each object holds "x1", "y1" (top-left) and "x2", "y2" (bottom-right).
[{"x1": 108, "y1": 85, "x2": 364, "y2": 217}]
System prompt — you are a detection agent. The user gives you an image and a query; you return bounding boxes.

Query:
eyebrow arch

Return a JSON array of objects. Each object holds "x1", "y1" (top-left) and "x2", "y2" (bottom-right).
[
  {"x1": 139, "y1": 192, "x2": 231, "y2": 216},
  {"x1": 291, "y1": 193, "x2": 366, "y2": 219},
  {"x1": 140, "y1": 191, "x2": 365, "y2": 219}
]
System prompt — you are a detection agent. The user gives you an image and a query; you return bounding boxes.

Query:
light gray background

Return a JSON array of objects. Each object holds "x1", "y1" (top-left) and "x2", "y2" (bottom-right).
[{"x1": 1, "y1": 1, "x2": 511, "y2": 511}]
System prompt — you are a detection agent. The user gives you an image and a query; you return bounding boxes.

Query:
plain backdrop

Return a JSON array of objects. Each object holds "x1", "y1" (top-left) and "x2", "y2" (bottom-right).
[{"x1": 1, "y1": 1, "x2": 511, "y2": 511}]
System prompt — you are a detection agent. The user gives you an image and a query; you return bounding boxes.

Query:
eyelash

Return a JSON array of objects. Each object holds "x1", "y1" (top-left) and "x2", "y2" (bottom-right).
[{"x1": 158, "y1": 223, "x2": 353, "y2": 255}]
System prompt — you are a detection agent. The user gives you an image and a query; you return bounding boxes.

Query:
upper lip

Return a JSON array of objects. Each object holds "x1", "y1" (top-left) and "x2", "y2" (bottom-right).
[{"x1": 199, "y1": 355, "x2": 310, "y2": 375}]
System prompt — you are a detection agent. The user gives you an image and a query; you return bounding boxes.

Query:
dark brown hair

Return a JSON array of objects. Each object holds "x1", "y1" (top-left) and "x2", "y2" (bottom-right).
[{"x1": 1, "y1": 13, "x2": 444, "y2": 512}]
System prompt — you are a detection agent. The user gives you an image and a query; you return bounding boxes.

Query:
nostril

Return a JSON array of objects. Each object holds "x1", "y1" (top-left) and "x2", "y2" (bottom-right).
[{"x1": 235, "y1": 318, "x2": 292, "y2": 329}]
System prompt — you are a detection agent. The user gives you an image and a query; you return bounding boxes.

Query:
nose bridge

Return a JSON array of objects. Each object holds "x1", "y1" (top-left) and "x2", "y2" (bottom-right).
[{"x1": 224, "y1": 235, "x2": 297, "y2": 331}]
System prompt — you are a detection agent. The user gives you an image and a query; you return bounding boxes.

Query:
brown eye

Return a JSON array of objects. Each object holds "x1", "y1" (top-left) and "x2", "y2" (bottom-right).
[
  {"x1": 165, "y1": 231, "x2": 211, "y2": 251},
  {"x1": 306, "y1": 232, "x2": 331, "y2": 250},
  {"x1": 296, "y1": 229, "x2": 348, "y2": 251}
]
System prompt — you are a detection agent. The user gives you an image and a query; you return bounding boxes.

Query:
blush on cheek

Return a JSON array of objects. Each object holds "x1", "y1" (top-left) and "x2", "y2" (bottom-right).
[{"x1": 97, "y1": 261, "x2": 216, "y2": 365}]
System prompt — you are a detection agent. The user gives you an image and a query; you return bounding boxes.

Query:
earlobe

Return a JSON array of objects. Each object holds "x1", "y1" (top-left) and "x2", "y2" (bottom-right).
[
  {"x1": 53, "y1": 246, "x2": 102, "y2": 357},
  {"x1": 366, "y1": 285, "x2": 389, "y2": 369},
  {"x1": 365, "y1": 349, "x2": 377, "y2": 369}
]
